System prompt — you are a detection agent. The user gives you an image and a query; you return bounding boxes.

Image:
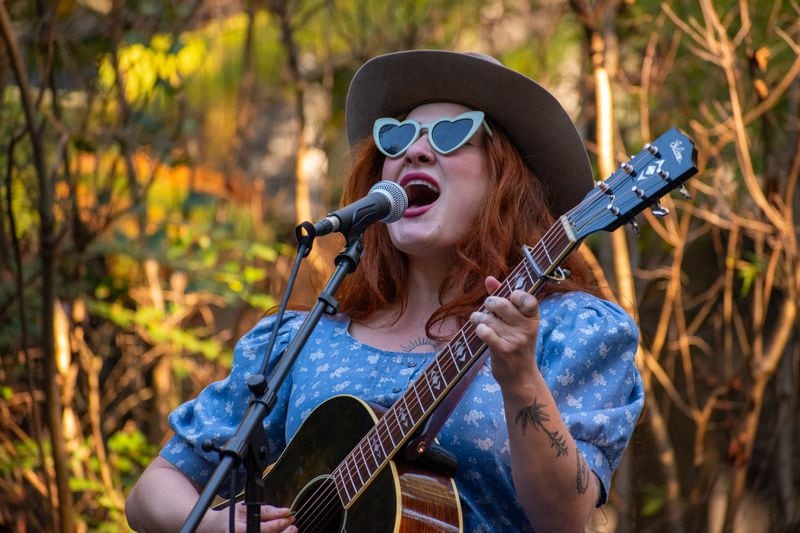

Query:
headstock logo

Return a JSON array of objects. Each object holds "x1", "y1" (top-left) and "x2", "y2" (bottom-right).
[{"x1": 670, "y1": 140, "x2": 684, "y2": 163}]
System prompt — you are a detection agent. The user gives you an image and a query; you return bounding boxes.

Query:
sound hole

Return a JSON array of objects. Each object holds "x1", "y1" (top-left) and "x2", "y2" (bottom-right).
[{"x1": 292, "y1": 475, "x2": 345, "y2": 533}]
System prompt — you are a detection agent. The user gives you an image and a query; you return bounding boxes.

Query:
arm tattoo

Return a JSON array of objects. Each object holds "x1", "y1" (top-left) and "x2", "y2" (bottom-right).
[
  {"x1": 515, "y1": 398, "x2": 569, "y2": 457},
  {"x1": 576, "y1": 450, "x2": 590, "y2": 494}
]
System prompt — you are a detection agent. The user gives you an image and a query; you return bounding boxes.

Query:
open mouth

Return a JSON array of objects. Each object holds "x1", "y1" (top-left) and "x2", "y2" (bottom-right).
[{"x1": 404, "y1": 179, "x2": 440, "y2": 208}]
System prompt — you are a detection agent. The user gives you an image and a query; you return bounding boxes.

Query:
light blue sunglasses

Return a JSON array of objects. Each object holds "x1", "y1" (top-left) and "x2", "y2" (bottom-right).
[{"x1": 373, "y1": 110, "x2": 493, "y2": 158}]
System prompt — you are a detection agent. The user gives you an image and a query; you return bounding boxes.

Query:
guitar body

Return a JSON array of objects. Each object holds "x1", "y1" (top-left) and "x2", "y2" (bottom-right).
[{"x1": 256, "y1": 395, "x2": 462, "y2": 532}]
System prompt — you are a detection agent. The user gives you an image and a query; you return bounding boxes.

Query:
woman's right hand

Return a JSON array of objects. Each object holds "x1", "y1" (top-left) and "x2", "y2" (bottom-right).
[
  {"x1": 126, "y1": 455, "x2": 298, "y2": 532},
  {"x1": 201, "y1": 502, "x2": 297, "y2": 532}
]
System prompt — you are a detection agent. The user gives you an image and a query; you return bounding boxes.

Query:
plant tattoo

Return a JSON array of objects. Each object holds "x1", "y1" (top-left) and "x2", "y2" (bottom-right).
[{"x1": 515, "y1": 398, "x2": 569, "y2": 457}]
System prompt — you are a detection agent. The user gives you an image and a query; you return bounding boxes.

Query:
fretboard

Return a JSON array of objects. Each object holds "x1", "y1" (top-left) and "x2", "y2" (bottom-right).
[{"x1": 331, "y1": 216, "x2": 579, "y2": 508}]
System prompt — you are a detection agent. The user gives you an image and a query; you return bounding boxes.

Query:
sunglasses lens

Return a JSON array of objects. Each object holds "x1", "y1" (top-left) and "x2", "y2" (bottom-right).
[
  {"x1": 378, "y1": 123, "x2": 417, "y2": 156},
  {"x1": 431, "y1": 117, "x2": 476, "y2": 153}
]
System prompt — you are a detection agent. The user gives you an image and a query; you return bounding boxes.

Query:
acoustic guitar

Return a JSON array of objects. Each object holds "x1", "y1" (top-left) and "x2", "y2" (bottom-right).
[{"x1": 214, "y1": 128, "x2": 698, "y2": 532}]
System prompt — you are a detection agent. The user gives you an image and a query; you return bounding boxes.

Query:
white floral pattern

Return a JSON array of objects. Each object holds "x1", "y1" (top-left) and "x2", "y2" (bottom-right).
[{"x1": 162, "y1": 291, "x2": 644, "y2": 532}]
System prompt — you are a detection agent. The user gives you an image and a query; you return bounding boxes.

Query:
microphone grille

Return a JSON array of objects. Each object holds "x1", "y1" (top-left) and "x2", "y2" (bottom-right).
[{"x1": 370, "y1": 181, "x2": 408, "y2": 223}]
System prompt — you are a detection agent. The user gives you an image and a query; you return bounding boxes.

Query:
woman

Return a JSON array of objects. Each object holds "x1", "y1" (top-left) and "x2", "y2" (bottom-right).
[{"x1": 126, "y1": 50, "x2": 644, "y2": 532}]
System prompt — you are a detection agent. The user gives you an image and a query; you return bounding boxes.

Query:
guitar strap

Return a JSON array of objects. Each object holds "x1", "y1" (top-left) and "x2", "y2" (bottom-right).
[{"x1": 405, "y1": 350, "x2": 490, "y2": 460}]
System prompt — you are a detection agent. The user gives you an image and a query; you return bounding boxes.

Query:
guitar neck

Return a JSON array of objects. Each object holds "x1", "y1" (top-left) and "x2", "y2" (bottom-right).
[
  {"x1": 331, "y1": 216, "x2": 579, "y2": 507},
  {"x1": 326, "y1": 126, "x2": 700, "y2": 509}
]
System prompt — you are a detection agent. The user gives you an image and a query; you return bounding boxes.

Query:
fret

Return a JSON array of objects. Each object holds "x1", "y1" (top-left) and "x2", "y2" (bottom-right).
[
  {"x1": 462, "y1": 322, "x2": 483, "y2": 356},
  {"x1": 443, "y1": 345, "x2": 459, "y2": 376},
  {"x1": 354, "y1": 445, "x2": 369, "y2": 485},
  {"x1": 451, "y1": 330, "x2": 472, "y2": 370},
  {"x1": 505, "y1": 266, "x2": 529, "y2": 292},
  {"x1": 332, "y1": 469, "x2": 350, "y2": 503},
  {"x1": 428, "y1": 362, "x2": 445, "y2": 395},
  {"x1": 379, "y1": 415, "x2": 398, "y2": 449},
  {"x1": 420, "y1": 368, "x2": 435, "y2": 400},
  {"x1": 435, "y1": 353, "x2": 457, "y2": 383},
  {"x1": 409, "y1": 381, "x2": 426, "y2": 415},
  {"x1": 366, "y1": 434, "x2": 381, "y2": 472},
  {"x1": 339, "y1": 459, "x2": 357, "y2": 502},
  {"x1": 368, "y1": 426, "x2": 387, "y2": 466},
  {"x1": 539, "y1": 229, "x2": 558, "y2": 265},
  {"x1": 394, "y1": 397, "x2": 414, "y2": 432},
  {"x1": 533, "y1": 226, "x2": 568, "y2": 267}
]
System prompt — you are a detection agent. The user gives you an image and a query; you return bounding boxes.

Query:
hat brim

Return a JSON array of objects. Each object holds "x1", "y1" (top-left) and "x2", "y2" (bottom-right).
[{"x1": 345, "y1": 49, "x2": 593, "y2": 216}]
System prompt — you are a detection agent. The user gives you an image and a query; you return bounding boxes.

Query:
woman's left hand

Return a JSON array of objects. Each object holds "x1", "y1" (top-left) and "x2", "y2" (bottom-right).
[{"x1": 470, "y1": 276, "x2": 540, "y2": 389}]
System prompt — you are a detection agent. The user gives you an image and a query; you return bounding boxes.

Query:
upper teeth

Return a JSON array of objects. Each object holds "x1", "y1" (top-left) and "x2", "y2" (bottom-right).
[{"x1": 404, "y1": 179, "x2": 439, "y2": 193}]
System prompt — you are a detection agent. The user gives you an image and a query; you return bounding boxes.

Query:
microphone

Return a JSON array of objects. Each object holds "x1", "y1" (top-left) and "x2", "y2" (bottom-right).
[{"x1": 312, "y1": 181, "x2": 408, "y2": 236}]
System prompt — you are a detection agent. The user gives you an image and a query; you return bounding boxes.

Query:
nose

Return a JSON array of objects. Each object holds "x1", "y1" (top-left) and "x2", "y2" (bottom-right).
[{"x1": 404, "y1": 133, "x2": 435, "y2": 164}]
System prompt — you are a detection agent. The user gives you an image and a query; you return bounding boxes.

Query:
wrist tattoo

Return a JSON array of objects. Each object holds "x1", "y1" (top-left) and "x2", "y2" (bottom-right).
[
  {"x1": 576, "y1": 450, "x2": 590, "y2": 494},
  {"x1": 515, "y1": 398, "x2": 569, "y2": 457},
  {"x1": 402, "y1": 337, "x2": 438, "y2": 352}
]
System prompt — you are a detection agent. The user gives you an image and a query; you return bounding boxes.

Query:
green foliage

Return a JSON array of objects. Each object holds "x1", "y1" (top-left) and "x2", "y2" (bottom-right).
[
  {"x1": 0, "y1": 437, "x2": 47, "y2": 477},
  {"x1": 737, "y1": 252, "x2": 768, "y2": 297},
  {"x1": 107, "y1": 427, "x2": 158, "y2": 480},
  {"x1": 87, "y1": 299, "x2": 230, "y2": 361},
  {"x1": 0, "y1": 115, "x2": 40, "y2": 242},
  {"x1": 98, "y1": 33, "x2": 208, "y2": 105},
  {"x1": 640, "y1": 483, "x2": 665, "y2": 517}
]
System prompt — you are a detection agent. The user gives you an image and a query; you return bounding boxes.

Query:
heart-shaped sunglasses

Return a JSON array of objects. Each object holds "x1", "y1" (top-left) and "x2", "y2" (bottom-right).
[{"x1": 373, "y1": 110, "x2": 493, "y2": 158}]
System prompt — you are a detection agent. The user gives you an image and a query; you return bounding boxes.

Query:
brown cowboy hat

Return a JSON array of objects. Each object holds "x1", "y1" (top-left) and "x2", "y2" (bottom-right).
[{"x1": 345, "y1": 49, "x2": 593, "y2": 216}]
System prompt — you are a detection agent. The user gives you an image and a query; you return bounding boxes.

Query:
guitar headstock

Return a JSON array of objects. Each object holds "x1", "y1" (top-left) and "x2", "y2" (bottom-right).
[{"x1": 568, "y1": 127, "x2": 698, "y2": 240}]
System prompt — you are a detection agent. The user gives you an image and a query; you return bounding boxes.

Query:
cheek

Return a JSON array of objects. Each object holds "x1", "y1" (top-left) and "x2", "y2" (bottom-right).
[
  {"x1": 458, "y1": 162, "x2": 491, "y2": 207},
  {"x1": 381, "y1": 158, "x2": 401, "y2": 180}
]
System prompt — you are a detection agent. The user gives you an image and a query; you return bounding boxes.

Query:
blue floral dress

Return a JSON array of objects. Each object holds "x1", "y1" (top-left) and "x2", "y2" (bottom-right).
[{"x1": 161, "y1": 291, "x2": 644, "y2": 532}]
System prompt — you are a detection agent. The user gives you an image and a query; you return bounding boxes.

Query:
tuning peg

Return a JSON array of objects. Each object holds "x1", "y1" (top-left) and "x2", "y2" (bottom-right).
[
  {"x1": 596, "y1": 180, "x2": 612, "y2": 194},
  {"x1": 644, "y1": 142, "x2": 660, "y2": 157},
  {"x1": 678, "y1": 185, "x2": 691, "y2": 199},
  {"x1": 620, "y1": 162, "x2": 636, "y2": 176},
  {"x1": 651, "y1": 203, "x2": 670, "y2": 217},
  {"x1": 629, "y1": 219, "x2": 640, "y2": 236}
]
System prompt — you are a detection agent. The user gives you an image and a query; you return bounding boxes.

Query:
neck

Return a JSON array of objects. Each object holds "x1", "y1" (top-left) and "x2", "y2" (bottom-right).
[{"x1": 356, "y1": 255, "x2": 459, "y2": 337}]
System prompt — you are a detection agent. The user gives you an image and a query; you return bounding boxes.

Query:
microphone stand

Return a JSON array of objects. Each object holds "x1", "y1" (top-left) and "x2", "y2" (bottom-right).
[{"x1": 180, "y1": 226, "x2": 366, "y2": 533}]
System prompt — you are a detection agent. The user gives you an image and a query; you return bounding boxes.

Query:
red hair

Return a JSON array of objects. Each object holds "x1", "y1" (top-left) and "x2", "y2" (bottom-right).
[{"x1": 336, "y1": 125, "x2": 600, "y2": 340}]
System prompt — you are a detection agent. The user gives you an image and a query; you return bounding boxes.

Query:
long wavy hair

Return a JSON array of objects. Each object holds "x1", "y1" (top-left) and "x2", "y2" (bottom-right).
[{"x1": 336, "y1": 122, "x2": 601, "y2": 340}]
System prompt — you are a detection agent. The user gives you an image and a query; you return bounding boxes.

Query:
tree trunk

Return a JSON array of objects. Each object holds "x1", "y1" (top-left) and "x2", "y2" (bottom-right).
[{"x1": 0, "y1": 4, "x2": 73, "y2": 531}]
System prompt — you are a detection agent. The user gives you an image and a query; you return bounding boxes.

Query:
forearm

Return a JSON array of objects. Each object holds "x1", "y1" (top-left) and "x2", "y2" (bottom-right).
[
  {"x1": 502, "y1": 372, "x2": 600, "y2": 532},
  {"x1": 126, "y1": 456, "x2": 222, "y2": 533}
]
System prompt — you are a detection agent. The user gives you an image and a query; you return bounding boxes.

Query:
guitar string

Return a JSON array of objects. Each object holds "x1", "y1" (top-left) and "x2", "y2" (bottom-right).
[
  {"x1": 290, "y1": 225, "x2": 578, "y2": 531},
  {"x1": 288, "y1": 256, "x2": 526, "y2": 530},
  {"x1": 241, "y1": 153, "x2": 662, "y2": 529},
  {"x1": 291, "y1": 181, "x2": 624, "y2": 530},
  {"x1": 290, "y1": 162, "x2": 658, "y2": 528},
  {"x1": 291, "y1": 189, "x2": 609, "y2": 531}
]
